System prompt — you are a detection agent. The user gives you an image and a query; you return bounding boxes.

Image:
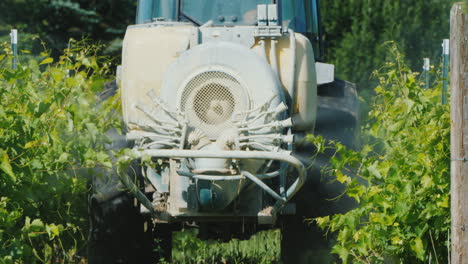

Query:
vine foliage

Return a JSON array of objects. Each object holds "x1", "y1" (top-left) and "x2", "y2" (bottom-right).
[
  {"x1": 314, "y1": 45, "x2": 450, "y2": 263},
  {"x1": 0, "y1": 42, "x2": 119, "y2": 263}
]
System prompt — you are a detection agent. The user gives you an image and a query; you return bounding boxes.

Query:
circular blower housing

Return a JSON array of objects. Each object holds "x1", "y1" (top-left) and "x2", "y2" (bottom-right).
[
  {"x1": 180, "y1": 70, "x2": 249, "y2": 138},
  {"x1": 160, "y1": 41, "x2": 286, "y2": 139}
]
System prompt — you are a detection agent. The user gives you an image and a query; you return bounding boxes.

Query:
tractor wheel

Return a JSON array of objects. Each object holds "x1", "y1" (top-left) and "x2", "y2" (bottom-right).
[
  {"x1": 87, "y1": 179, "x2": 156, "y2": 264},
  {"x1": 314, "y1": 79, "x2": 360, "y2": 149},
  {"x1": 280, "y1": 79, "x2": 360, "y2": 264},
  {"x1": 153, "y1": 224, "x2": 174, "y2": 262},
  {"x1": 87, "y1": 81, "x2": 158, "y2": 264}
]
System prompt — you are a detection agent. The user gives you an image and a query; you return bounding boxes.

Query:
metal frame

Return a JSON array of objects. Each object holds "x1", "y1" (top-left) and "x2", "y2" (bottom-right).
[
  {"x1": 178, "y1": 0, "x2": 201, "y2": 26},
  {"x1": 118, "y1": 149, "x2": 306, "y2": 216},
  {"x1": 314, "y1": 0, "x2": 324, "y2": 60},
  {"x1": 177, "y1": 0, "x2": 277, "y2": 26}
]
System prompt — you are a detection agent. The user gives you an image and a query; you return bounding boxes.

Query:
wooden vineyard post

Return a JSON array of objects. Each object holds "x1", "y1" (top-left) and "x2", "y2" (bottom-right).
[{"x1": 451, "y1": 3, "x2": 468, "y2": 264}]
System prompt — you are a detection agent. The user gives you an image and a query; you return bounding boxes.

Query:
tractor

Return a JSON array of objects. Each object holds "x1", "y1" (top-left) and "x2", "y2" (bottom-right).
[{"x1": 87, "y1": 0, "x2": 359, "y2": 263}]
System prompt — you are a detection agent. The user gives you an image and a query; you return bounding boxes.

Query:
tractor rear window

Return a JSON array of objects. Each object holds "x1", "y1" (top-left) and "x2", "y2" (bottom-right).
[
  {"x1": 282, "y1": 0, "x2": 319, "y2": 35},
  {"x1": 181, "y1": 0, "x2": 271, "y2": 25}
]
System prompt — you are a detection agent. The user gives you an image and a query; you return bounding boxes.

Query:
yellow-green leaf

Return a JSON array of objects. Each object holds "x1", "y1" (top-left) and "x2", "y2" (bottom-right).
[
  {"x1": 336, "y1": 170, "x2": 351, "y2": 184},
  {"x1": 421, "y1": 175, "x2": 433, "y2": 188},
  {"x1": 39, "y1": 57, "x2": 54, "y2": 65},
  {"x1": 391, "y1": 236, "x2": 403, "y2": 245},
  {"x1": 437, "y1": 196, "x2": 449, "y2": 208},
  {"x1": 315, "y1": 216, "x2": 330, "y2": 229},
  {"x1": 46, "y1": 224, "x2": 60, "y2": 240},
  {"x1": 353, "y1": 230, "x2": 362, "y2": 242},
  {"x1": 50, "y1": 68, "x2": 65, "y2": 82},
  {"x1": 24, "y1": 141, "x2": 38, "y2": 149},
  {"x1": 411, "y1": 237, "x2": 425, "y2": 260},
  {"x1": 374, "y1": 86, "x2": 383, "y2": 93},
  {"x1": 368, "y1": 162, "x2": 382, "y2": 179},
  {"x1": 0, "y1": 150, "x2": 15, "y2": 183},
  {"x1": 31, "y1": 219, "x2": 44, "y2": 229}
]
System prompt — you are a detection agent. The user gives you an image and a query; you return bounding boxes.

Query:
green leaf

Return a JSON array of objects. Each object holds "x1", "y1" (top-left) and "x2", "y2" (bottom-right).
[
  {"x1": 410, "y1": 237, "x2": 425, "y2": 260},
  {"x1": 24, "y1": 216, "x2": 31, "y2": 229},
  {"x1": 437, "y1": 196, "x2": 449, "y2": 208},
  {"x1": 3, "y1": 69, "x2": 17, "y2": 82},
  {"x1": 46, "y1": 224, "x2": 60, "y2": 240},
  {"x1": 31, "y1": 219, "x2": 44, "y2": 230},
  {"x1": 58, "y1": 153, "x2": 70, "y2": 163},
  {"x1": 24, "y1": 141, "x2": 38, "y2": 149},
  {"x1": 421, "y1": 175, "x2": 433, "y2": 188},
  {"x1": 367, "y1": 162, "x2": 382, "y2": 179},
  {"x1": 50, "y1": 68, "x2": 65, "y2": 82},
  {"x1": 28, "y1": 219, "x2": 45, "y2": 237},
  {"x1": 315, "y1": 216, "x2": 330, "y2": 229},
  {"x1": 0, "y1": 149, "x2": 15, "y2": 183},
  {"x1": 90, "y1": 77, "x2": 105, "y2": 92},
  {"x1": 336, "y1": 170, "x2": 351, "y2": 184},
  {"x1": 332, "y1": 245, "x2": 349, "y2": 263},
  {"x1": 39, "y1": 57, "x2": 54, "y2": 65},
  {"x1": 391, "y1": 236, "x2": 403, "y2": 245}
]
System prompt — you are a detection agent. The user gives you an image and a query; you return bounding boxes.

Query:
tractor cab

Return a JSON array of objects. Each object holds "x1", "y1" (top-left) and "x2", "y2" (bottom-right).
[{"x1": 136, "y1": 0, "x2": 322, "y2": 59}]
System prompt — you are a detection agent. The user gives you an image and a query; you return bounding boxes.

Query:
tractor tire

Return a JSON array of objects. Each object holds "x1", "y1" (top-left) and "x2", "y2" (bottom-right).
[
  {"x1": 87, "y1": 81, "x2": 158, "y2": 264},
  {"x1": 315, "y1": 79, "x2": 360, "y2": 149},
  {"x1": 281, "y1": 79, "x2": 360, "y2": 264},
  {"x1": 153, "y1": 224, "x2": 174, "y2": 262},
  {"x1": 87, "y1": 178, "x2": 155, "y2": 264}
]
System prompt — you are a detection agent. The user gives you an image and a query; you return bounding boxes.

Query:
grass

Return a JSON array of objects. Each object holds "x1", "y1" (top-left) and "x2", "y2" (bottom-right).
[{"x1": 172, "y1": 229, "x2": 280, "y2": 264}]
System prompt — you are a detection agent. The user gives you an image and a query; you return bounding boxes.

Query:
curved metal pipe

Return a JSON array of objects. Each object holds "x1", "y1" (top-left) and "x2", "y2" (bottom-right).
[
  {"x1": 237, "y1": 118, "x2": 293, "y2": 132},
  {"x1": 116, "y1": 168, "x2": 155, "y2": 214},
  {"x1": 288, "y1": 29, "x2": 297, "y2": 114},
  {"x1": 178, "y1": 170, "x2": 280, "y2": 181},
  {"x1": 117, "y1": 150, "x2": 306, "y2": 214},
  {"x1": 257, "y1": 171, "x2": 280, "y2": 179},
  {"x1": 242, "y1": 171, "x2": 284, "y2": 202},
  {"x1": 135, "y1": 104, "x2": 179, "y2": 127},
  {"x1": 270, "y1": 38, "x2": 280, "y2": 79},
  {"x1": 144, "y1": 142, "x2": 179, "y2": 149},
  {"x1": 239, "y1": 142, "x2": 279, "y2": 152},
  {"x1": 194, "y1": 175, "x2": 244, "y2": 181},
  {"x1": 235, "y1": 95, "x2": 276, "y2": 117},
  {"x1": 131, "y1": 149, "x2": 306, "y2": 210},
  {"x1": 126, "y1": 131, "x2": 180, "y2": 141},
  {"x1": 147, "y1": 90, "x2": 180, "y2": 121},
  {"x1": 259, "y1": 38, "x2": 268, "y2": 61}
]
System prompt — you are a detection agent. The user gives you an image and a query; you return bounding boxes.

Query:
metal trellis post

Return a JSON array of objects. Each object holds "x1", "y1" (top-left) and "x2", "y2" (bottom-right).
[
  {"x1": 423, "y1": 58, "x2": 430, "y2": 89},
  {"x1": 442, "y1": 39, "x2": 450, "y2": 104},
  {"x1": 10, "y1": 29, "x2": 18, "y2": 70}
]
